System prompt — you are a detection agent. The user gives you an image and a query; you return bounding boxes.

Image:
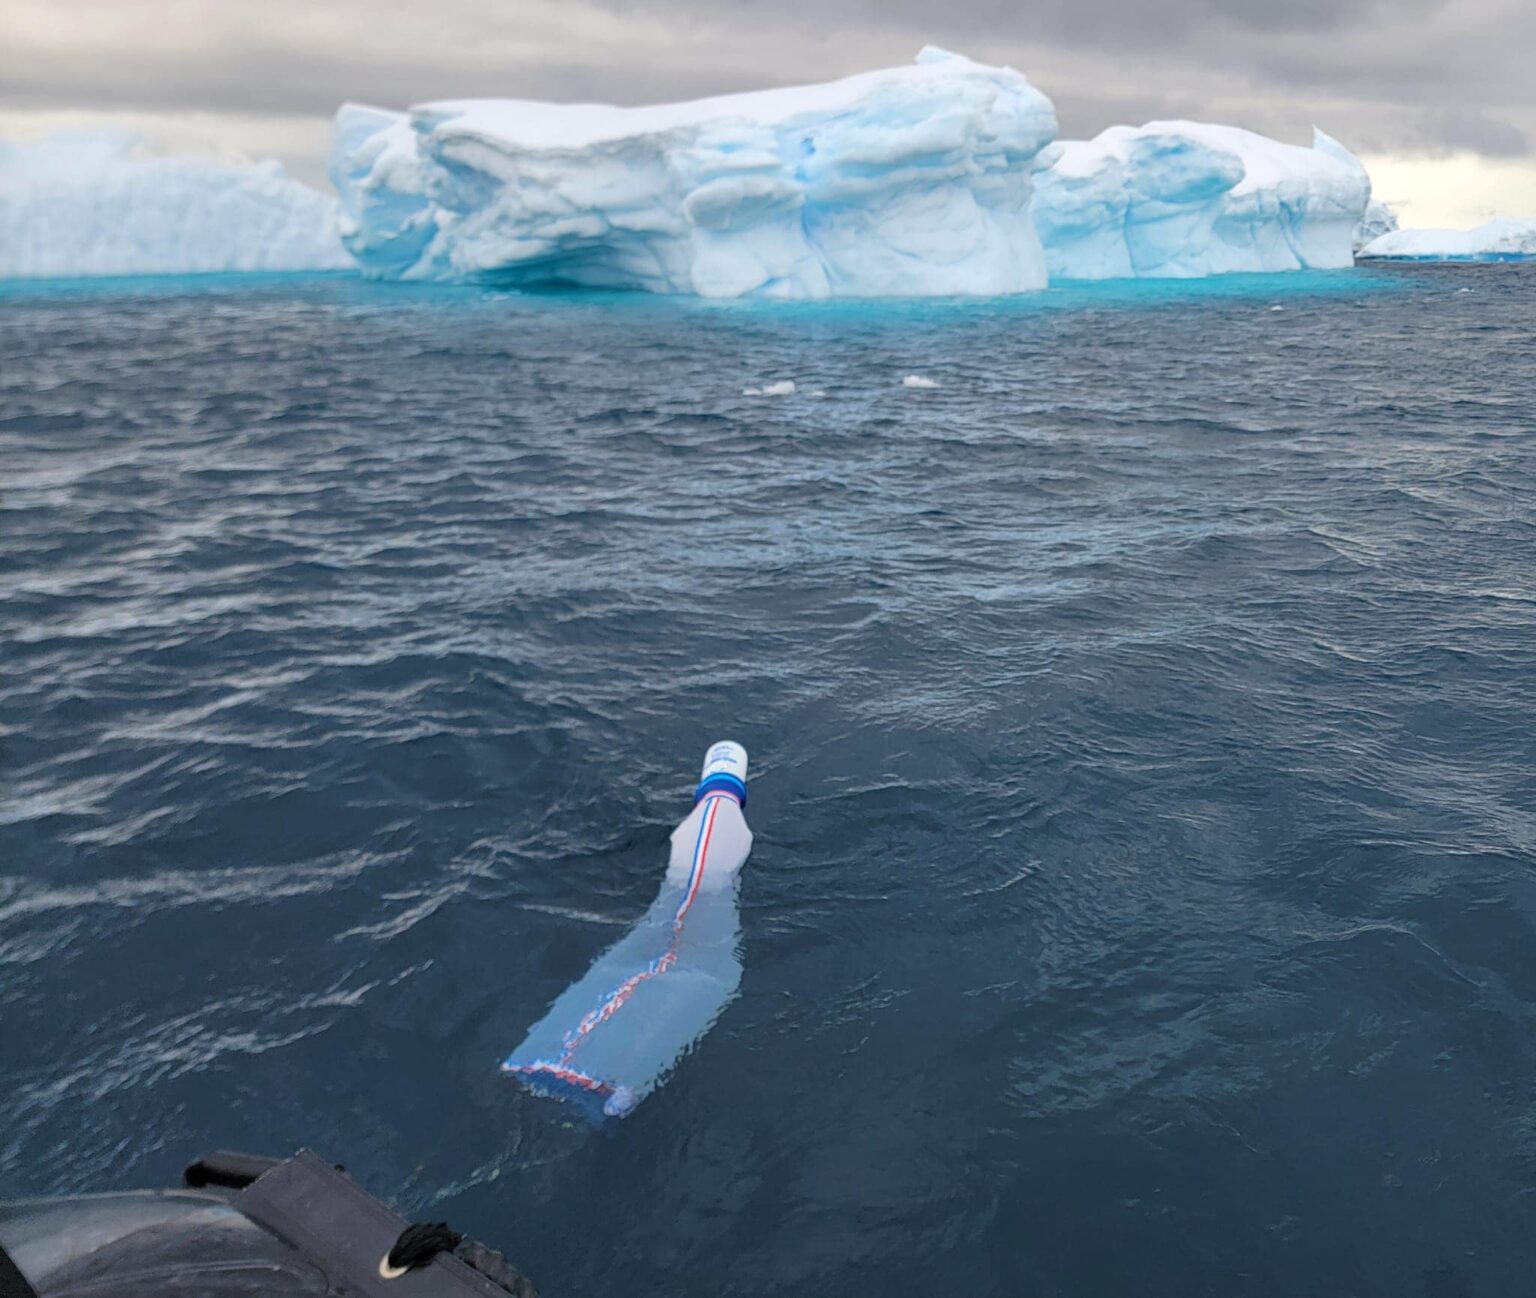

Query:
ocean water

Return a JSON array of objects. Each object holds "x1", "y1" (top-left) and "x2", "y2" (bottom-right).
[{"x1": 3, "y1": 265, "x2": 1535, "y2": 1297}]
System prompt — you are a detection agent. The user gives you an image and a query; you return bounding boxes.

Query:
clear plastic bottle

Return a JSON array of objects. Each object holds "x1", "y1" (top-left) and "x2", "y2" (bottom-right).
[{"x1": 502, "y1": 742, "x2": 753, "y2": 1117}]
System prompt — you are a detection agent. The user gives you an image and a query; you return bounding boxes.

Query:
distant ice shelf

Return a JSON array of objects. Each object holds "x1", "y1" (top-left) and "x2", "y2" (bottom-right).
[
  {"x1": 1359, "y1": 218, "x2": 1536, "y2": 261},
  {"x1": 0, "y1": 133, "x2": 349, "y2": 280}
]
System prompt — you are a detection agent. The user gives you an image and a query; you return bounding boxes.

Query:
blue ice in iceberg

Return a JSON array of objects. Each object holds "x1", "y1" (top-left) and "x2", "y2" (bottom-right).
[
  {"x1": 503, "y1": 743, "x2": 754, "y2": 1117},
  {"x1": 0, "y1": 132, "x2": 349, "y2": 280}
]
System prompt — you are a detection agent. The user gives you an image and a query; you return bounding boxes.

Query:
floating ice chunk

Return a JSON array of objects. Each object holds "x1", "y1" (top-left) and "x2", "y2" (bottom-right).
[
  {"x1": 330, "y1": 50, "x2": 1059, "y2": 298},
  {"x1": 744, "y1": 380, "x2": 797, "y2": 396},
  {"x1": 902, "y1": 375, "x2": 940, "y2": 388},
  {"x1": 0, "y1": 132, "x2": 349, "y2": 279},
  {"x1": 1359, "y1": 218, "x2": 1536, "y2": 261},
  {"x1": 1033, "y1": 123, "x2": 1370, "y2": 279}
]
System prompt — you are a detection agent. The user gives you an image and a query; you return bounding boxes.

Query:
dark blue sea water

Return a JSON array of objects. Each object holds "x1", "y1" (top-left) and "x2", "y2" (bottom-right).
[{"x1": 3, "y1": 265, "x2": 1535, "y2": 1297}]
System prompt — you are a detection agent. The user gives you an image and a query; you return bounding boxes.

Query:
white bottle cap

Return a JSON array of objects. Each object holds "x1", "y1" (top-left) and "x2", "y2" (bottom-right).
[
  {"x1": 700, "y1": 741, "x2": 748, "y2": 783},
  {"x1": 695, "y1": 741, "x2": 749, "y2": 805}
]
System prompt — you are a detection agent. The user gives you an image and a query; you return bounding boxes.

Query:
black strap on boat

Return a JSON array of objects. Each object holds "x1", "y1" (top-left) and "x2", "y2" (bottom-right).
[
  {"x1": 237, "y1": 1150, "x2": 516, "y2": 1296},
  {"x1": 0, "y1": 1242, "x2": 39, "y2": 1298}
]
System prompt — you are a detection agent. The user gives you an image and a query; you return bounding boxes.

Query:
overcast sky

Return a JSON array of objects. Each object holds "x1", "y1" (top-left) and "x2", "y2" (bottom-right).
[{"x1": 3, "y1": 0, "x2": 1533, "y2": 225}]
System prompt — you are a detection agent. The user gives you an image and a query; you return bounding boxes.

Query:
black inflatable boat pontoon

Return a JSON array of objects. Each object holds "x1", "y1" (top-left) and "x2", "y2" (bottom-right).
[{"x1": 0, "y1": 1149, "x2": 535, "y2": 1298}]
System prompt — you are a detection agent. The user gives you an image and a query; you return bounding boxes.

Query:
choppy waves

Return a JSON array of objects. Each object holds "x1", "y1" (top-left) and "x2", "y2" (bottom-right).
[{"x1": 3, "y1": 267, "x2": 1535, "y2": 1295}]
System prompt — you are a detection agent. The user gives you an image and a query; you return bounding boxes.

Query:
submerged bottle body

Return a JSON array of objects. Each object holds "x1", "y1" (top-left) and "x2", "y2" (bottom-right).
[{"x1": 503, "y1": 743, "x2": 752, "y2": 1117}]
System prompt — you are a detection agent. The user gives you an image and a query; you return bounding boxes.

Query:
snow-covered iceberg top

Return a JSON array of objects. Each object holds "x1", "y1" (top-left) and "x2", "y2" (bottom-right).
[
  {"x1": 1033, "y1": 123, "x2": 1371, "y2": 280},
  {"x1": 0, "y1": 133, "x2": 349, "y2": 280},
  {"x1": 1359, "y1": 218, "x2": 1536, "y2": 261},
  {"x1": 330, "y1": 48, "x2": 1060, "y2": 298}
]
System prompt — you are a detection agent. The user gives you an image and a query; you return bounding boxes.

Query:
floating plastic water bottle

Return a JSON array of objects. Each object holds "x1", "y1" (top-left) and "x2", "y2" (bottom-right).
[{"x1": 502, "y1": 742, "x2": 753, "y2": 1117}]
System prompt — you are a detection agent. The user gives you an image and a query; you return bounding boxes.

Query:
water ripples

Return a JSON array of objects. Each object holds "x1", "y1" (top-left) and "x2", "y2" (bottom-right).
[{"x1": 3, "y1": 265, "x2": 1535, "y2": 1294}]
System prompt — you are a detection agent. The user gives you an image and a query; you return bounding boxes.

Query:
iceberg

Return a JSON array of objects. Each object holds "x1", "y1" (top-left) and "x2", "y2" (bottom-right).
[
  {"x1": 1032, "y1": 123, "x2": 1371, "y2": 279},
  {"x1": 3, "y1": 54, "x2": 1382, "y2": 293},
  {"x1": 333, "y1": 56, "x2": 1381, "y2": 295},
  {"x1": 1353, "y1": 198, "x2": 1399, "y2": 253},
  {"x1": 0, "y1": 132, "x2": 349, "y2": 280},
  {"x1": 1358, "y1": 218, "x2": 1536, "y2": 261},
  {"x1": 330, "y1": 48, "x2": 1059, "y2": 298}
]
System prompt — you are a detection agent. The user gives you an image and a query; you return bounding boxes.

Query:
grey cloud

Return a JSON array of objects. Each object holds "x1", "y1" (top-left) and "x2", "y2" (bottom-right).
[
  {"x1": 1414, "y1": 109, "x2": 1529, "y2": 158},
  {"x1": 0, "y1": 53, "x2": 718, "y2": 120},
  {"x1": 666, "y1": 0, "x2": 1439, "y2": 45},
  {"x1": 0, "y1": 0, "x2": 1530, "y2": 162}
]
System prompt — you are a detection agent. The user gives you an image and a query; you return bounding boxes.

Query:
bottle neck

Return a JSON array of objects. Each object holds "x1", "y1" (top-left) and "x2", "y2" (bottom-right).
[{"x1": 694, "y1": 773, "x2": 747, "y2": 807}]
